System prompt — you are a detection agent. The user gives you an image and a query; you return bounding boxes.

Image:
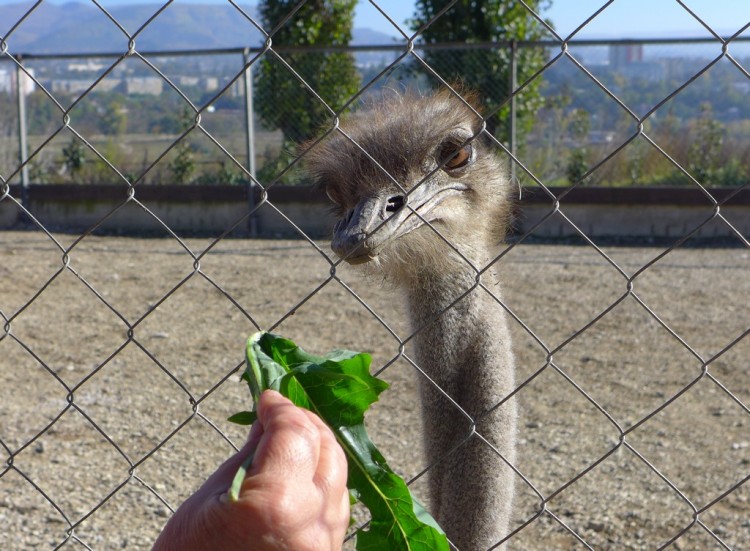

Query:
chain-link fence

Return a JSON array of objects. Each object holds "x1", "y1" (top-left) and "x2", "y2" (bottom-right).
[
  {"x1": 1, "y1": 2, "x2": 749, "y2": 550},
  {"x1": 4, "y1": 39, "x2": 750, "y2": 192}
]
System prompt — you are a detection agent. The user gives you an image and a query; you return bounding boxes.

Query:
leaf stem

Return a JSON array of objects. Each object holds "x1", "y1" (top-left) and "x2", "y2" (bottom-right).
[{"x1": 227, "y1": 450, "x2": 255, "y2": 502}]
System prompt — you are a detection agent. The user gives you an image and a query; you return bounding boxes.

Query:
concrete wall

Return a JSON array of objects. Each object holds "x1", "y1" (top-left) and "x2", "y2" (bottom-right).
[
  {"x1": 516, "y1": 187, "x2": 750, "y2": 240},
  {"x1": 520, "y1": 204, "x2": 749, "y2": 239},
  {"x1": 1, "y1": 184, "x2": 748, "y2": 240},
  {"x1": 0, "y1": 184, "x2": 338, "y2": 238}
]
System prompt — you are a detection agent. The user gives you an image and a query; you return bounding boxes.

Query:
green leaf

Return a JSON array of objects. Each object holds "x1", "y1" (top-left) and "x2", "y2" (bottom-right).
[
  {"x1": 226, "y1": 411, "x2": 256, "y2": 425},
  {"x1": 233, "y1": 331, "x2": 449, "y2": 551}
]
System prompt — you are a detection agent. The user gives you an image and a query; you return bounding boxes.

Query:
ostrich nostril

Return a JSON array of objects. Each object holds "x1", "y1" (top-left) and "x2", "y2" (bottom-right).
[{"x1": 385, "y1": 195, "x2": 405, "y2": 213}]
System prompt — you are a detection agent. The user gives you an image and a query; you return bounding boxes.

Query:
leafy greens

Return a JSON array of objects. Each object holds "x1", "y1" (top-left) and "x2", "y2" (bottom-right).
[{"x1": 228, "y1": 331, "x2": 449, "y2": 551}]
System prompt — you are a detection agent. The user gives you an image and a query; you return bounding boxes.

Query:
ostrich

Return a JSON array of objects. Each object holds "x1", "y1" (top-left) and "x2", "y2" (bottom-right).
[{"x1": 305, "y1": 89, "x2": 517, "y2": 550}]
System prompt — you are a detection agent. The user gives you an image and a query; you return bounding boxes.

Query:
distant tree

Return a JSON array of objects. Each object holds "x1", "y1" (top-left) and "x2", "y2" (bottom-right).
[
  {"x1": 688, "y1": 102, "x2": 724, "y2": 184},
  {"x1": 196, "y1": 161, "x2": 245, "y2": 185},
  {"x1": 168, "y1": 142, "x2": 196, "y2": 184},
  {"x1": 27, "y1": 91, "x2": 59, "y2": 135},
  {"x1": 167, "y1": 108, "x2": 197, "y2": 184},
  {"x1": 411, "y1": 0, "x2": 553, "y2": 142},
  {"x1": 255, "y1": 0, "x2": 360, "y2": 184},
  {"x1": 565, "y1": 148, "x2": 588, "y2": 186},
  {"x1": 0, "y1": 93, "x2": 18, "y2": 177},
  {"x1": 148, "y1": 112, "x2": 185, "y2": 135},
  {"x1": 565, "y1": 107, "x2": 590, "y2": 186},
  {"x1": 100, "y1": 100, "x2": 128, "y2": 136},
  {"x1": 62, "y1": 138, "x2": 86, "y2": 175}
]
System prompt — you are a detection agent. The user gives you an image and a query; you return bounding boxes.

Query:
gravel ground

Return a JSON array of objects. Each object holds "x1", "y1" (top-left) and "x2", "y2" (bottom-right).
[{"x1": 0, "y1": 230, "x2": 748, "y2": 550}]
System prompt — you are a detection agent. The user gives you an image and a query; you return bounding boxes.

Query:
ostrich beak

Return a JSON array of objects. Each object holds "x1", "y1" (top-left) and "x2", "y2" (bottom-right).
[{"x1": 331, "y1": 180, "x2": 468, "y2": 264}]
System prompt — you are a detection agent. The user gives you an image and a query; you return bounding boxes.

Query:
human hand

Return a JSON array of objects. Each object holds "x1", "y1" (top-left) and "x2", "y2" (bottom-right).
[{"x1": 153, "y1": 390, "x2": 350, "y2": 551}]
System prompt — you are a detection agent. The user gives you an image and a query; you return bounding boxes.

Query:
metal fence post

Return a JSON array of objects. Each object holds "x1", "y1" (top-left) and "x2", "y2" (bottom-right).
[
  {"x1": 243, "y1": 48, "x2": 259, "y2": 237},
  {"x1": 16, "y1": 58, "x2": 30, "y2": 207},
  {"x1": 508, "y1": 40, "x2": 517, "y2": 184}
]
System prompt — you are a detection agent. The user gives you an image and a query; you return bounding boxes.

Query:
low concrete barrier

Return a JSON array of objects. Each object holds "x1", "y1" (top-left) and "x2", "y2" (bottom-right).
[
  {"x1": 1, "y1": 184, "x2": 748, "y2": 241},
  {"x1": 0, "y1": 184, "x2": 337, "y2": 238},
  {"x1": 518, "y1": 187, "x2": 750, "y2": 240}
]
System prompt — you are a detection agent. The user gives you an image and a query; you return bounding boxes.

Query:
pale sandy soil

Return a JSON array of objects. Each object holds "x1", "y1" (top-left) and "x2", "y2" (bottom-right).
[{"x1": 0, "y1": 231, "x2": 748, "y2": 550}]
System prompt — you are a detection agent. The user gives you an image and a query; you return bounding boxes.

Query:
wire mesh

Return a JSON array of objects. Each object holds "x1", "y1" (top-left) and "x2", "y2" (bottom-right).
[{"x1": 1, "y1": 1, "x2": 748, "y2": 550}]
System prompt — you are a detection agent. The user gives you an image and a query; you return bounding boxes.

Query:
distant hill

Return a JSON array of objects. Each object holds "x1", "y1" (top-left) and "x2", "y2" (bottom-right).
[{"x1": 0, "y1": 1, "x2": 400, "y2": 54}]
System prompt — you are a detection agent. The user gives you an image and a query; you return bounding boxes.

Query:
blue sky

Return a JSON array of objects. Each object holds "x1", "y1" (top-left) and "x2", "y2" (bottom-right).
[
  {"x1": 1, "y1": 0, "x2": 748, "y2": 38},
  {"x1": 354, "y1": 0, "x2": 749, "y2": 38}
]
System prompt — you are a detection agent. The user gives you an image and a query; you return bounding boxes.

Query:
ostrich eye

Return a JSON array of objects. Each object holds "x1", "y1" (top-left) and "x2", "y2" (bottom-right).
[{"x1": 437, "y1": 142, "x2": 473, "y2": 171}]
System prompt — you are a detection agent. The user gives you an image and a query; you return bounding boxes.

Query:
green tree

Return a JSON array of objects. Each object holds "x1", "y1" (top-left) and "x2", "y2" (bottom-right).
[
  {"x1": 167, "y1": 108, "x2": 197, "y2": 184},
  {"x1": 255, "y1": 0, "x2": 360, "y2": 184},
  {"x1": 688, "y1": 102, "x2": 724, "y2": 184},
  {"x1": 197, "y1": 161, "x2": 245, "y2": 185},
  {"x1": 62, "y1": 138, "x2": 86, "y2": 175},
  {"x1": 27, "y1": 90, "x2": 59, "y2": 135},
  {"x1": 168, "y1": 142, "x2": 196, "y2": 184},
  {"x1": 100, "y1": 99, "x2": 128, "y2": 136},
  {"x1": 411, "y1": 1, "x2": 553, "y2": 142},
  {"x1": 565, "y1": 107, "x2": 590, "y2": 185},
  {"x1": 565, "y1": 148, "x2": 588, "y2": 186},
  {"x1": 84, "y1": 141, "x2": 129, "y2": 185}
]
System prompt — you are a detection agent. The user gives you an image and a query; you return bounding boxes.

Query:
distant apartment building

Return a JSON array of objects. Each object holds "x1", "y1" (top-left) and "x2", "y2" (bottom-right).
[
  {"x1": 45, "y1": 75, "x2": 164, "y2": 96},
  {"x1": 0, "y1": 69, "x2": 10, "y2": 93},
  {"x1": 49, "y1": 77, "x2": 120, "y2": 95},
  {"x1": 68, "y1": 60, "x2": 107, "y2": 73},
  {"x1": 176, "y1": 75, "x2": 219, "y2": 92},
  {"x1": 609, "y1": 43, "x2": 662, "y2": 82},
  {"x1": 0, "y1": 67, "x2": 36, "y2": 95},
  {"x1": 225, "y1": 75, "x2": 245, "y2": 98},
  {"x1": 123, "y1": 76, "x2": 164, "y2": 95},
  {"x1": 41, "y1": 72, "x2": 224, "y2": 98},
  {"x1": 609, "y1": 43, "x2": 644, "y2": 67}
]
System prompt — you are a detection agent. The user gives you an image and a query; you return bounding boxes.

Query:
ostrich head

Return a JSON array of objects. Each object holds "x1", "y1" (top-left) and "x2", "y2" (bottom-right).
[{"x1": 305, "y1": 89, "x2": 513, "y2": 281}]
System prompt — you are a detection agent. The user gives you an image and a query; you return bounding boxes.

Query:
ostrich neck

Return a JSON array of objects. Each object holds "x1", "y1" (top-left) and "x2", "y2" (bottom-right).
[
  {"x1": 404, "y1": 254, "x2": 514, "y2": 416},
  {"x1": 398, "y1": 246, "x2": 517, "y2": 549}
]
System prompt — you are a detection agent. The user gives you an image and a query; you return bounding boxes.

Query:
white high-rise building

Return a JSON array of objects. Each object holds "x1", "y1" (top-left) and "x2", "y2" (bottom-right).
[
  {"x1": 4, "y1": 67, "x2": 37, "y2": 95},
  {"x1": 0, "y1": 69, "x2": 12, "y2": 93}
]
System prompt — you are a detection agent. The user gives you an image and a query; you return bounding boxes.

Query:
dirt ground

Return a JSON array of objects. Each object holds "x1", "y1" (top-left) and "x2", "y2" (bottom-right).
[{"x1": 0, "y1": 230, "x2": 748, "y2": 550}]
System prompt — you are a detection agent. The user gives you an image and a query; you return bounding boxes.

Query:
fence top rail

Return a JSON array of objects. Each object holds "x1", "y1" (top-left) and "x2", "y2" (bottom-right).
[
  {"x1": 4, "y1": 35, "x2": 750, "y2": 61},
  {"x1": 8, "y1": 184, "x2": 750, "y2": 206}
]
